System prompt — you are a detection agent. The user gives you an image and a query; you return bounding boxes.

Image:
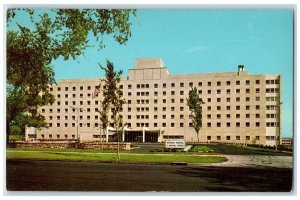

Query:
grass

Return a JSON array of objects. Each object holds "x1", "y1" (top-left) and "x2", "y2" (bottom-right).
[
  {"x1": 7, "y1": 146, "x2": 214, "y2": 155},
  {"x1": 191, "y1": 145, "x2": 212, "y2": 152},
  {"x1": 6, "y1": 151, "x2": 227, "y2": 164}
]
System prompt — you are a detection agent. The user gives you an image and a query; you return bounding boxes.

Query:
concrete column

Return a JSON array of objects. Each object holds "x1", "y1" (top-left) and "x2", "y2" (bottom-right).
[
  {"x1": 106, "y1": 127, "x2": 109, "y2": 143},
  {"x1": 142, "y1": 127, "x2": 145, "y2": 143},
  {"x1": 122, "y1": 129, "x2": 125, "y2": 142}
]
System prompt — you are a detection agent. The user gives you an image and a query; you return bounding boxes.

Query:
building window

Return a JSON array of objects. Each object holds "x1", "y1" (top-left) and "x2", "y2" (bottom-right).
[
  {"x1": 207, "y1": 122, "x2": 211, "y2": 127},
  {"x1": 180, "y1": 91, "x2": 184, "y2": 95},
  {"x1": 180, "y1": 115, "x2": 184, "y2": 119},
  {"x1": 236, "y1": 122, "x2": 240, "y2": 127},
  {"x1": 208, "y1": 98, "x2": 212, "y2": 102},
  {"x1": 207, "y1": 106, "x2": 211, "y2": 111},
  {"x1": 217, "y1": 89, "x2": 221, "y2": 94},
  {"x1": 256, "y1": 80, "x2": 260, "y2": 84},
  {"x1": 236, "y1": 136, "x2": 240, "y2": 140},
  {"x1": 217, "y1": 122, "x2": 221, "y2": 127},
  {"x1": 207, "y1": 114, "x2": 211, "y2": 119},
  {"x1": 256, "y1": 114, "x2": 260, "y2": 118},
  {"x1": 246, "y1": 88, "x2": 250, "y2": 93},
  {"x1": 208, "y1": 82, "x2": 211, "y2": 86},
  {"x1": 246, "y1": 114, "x2": 250, "y2": 118},
  {"x1": 189, "y1": 82, "x2": 193, "y2": 87},
  {"x1": 246, "y1": 105, "x2": 250, "y2": 110},
  {"x1": 246, "y1": 97, "x2": 250, "y2": 102},
  {"x1": 226, "y1": 136, "x2": 231, "y2": 141},
  {"x1": 226, "y1": 81, "x2": 231, "y2": 86},
  {"x1": 226, "y1": 122, "x2": 231, "y2": 127},
  {"x1": 217, "y1": 114, "x2": 221, "y2": 119},
  {"x1": 246, "y1": 136, "x2": 250, "y2": 140},
  {"x1": 207, "y1": 136, "x2": 211, "y2": 140},
  {"x1": 246, "y1": 80, "x2": 250, "y2": 85},
  {"x1": 256, "y1": 122, "x2": 260, "y2": 127},
  {"x1": 256, "y1": 96, "x2": 260, "y2": 101},
  {"x1": 180, "y1": 123, "x2": 184, "y2": 127},
  {"x1": 217, "y1": 106, "x2": 221, "y2": 110},
  {"x1": 256, "y1": 105, "x2": 260, "y2": 110},
  {"x1": 236, "y1": 80, "x2": 240, "y2": 85},
  {"x1": 198, "y1": 82, "x2": 202, "y2": 86},
  {"x1": 217, "y1": 136, "x2": 221, "y2": 141},
  {"x1": 180, "y1": 82, "x2": 184, "y2": 87},
  {"x1": 246, "y1": 122, "x2": 250, "y2": 127},
  {"x1": 236, "y1": 97, "x2": 240, "y2": 102}
]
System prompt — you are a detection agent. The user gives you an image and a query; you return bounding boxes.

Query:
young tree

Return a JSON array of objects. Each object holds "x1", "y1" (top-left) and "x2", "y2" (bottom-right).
[
  {"x1": 186, "y1": 87, "x2": 205, "y2": 146},
  {"x1": 6, "y1": 9, "x2": 136, "y2": 143},
  {"x1": 100, "y1": 60, "x2": 126, "y2": 159}
]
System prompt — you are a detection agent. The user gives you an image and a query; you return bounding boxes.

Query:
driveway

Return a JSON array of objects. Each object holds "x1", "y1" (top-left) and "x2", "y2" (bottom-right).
[{"x1": 211, "y1": 155, "x2": 293, "y2": 168}]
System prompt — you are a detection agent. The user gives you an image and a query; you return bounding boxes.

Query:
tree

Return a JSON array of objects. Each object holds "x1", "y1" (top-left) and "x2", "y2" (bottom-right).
[
  {"x1": 100, "y1": 60, "x2": 126, "y2": 159},
  {"x1": 186, "y1": 87, "x2": 204, "y2": 146},
  {"x1": 6, "y1": 9, "x2": 136, "y2": 144}
]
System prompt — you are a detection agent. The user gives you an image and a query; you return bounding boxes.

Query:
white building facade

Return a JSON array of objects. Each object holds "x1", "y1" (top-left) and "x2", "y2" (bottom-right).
[{"x1": 33, "y1": 58, "x2": 282, "y2": 146}]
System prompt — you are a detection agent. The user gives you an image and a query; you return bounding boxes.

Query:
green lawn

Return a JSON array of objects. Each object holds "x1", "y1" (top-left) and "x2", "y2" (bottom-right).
[
  {"x1": 7, "y1": 150, "x2": 227, "y2": 164},
  {"x1": 7, "y1": 146, "x2": 214, "y2": 155}
]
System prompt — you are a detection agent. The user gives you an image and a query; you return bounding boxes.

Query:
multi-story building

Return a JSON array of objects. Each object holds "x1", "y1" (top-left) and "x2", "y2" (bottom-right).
[{"x1": 29, "y1": 58, "x2": 282, "y2": 146}]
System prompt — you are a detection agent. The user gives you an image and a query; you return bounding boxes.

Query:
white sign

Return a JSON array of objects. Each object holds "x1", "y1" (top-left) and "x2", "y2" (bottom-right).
[{"x1": 165, "y1": 139, "x2": 186, "y2": 149}]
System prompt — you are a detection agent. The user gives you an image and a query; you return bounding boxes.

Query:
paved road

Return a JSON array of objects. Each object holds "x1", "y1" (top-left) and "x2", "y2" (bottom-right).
[
  {"x1": 6, "y1": 159, "x2": 293, "y2": 192},
  {"x1": 210, "y1": 155, "x2": 293, "y2": 168}
]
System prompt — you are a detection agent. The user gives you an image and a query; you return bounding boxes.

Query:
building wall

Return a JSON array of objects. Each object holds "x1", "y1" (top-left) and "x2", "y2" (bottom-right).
[{"x1": 37, "y1": 58, "x2": 282, "y2": 145}]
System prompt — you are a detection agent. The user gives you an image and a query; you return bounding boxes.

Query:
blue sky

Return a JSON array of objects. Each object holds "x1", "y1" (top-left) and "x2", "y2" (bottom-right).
[{"x1": 9, "y1": 9, "x2": 294, "y2": 137}]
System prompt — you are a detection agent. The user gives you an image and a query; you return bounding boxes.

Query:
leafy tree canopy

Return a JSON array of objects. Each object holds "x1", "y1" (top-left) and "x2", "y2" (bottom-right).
[{"x1": 6, "y1": 8, "x2": 136, "y2": 143}]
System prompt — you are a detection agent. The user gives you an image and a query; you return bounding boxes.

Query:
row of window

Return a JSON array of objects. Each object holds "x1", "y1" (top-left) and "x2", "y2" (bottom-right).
[
  {"x1": 46, "y1": 113, "x2": 278, "y2": 121},
  {"x1": 50, "y1": 79, "x2": 279, "y2": 92},
  {"x1": 48, "y1": 121, "x2": 279, "y2": 128},
  {"x1": 40, "y1": 134, "x2": 277, "y2": 141},
  {"x1": 207, "y1": 135, "x2": 258, "y2": 141},
  {"x1": 53, "y1": 87, "x2": 279, "y2": 99},
  {"x1": 41, "y1": 134, "x2": 76, "y2": 139}
]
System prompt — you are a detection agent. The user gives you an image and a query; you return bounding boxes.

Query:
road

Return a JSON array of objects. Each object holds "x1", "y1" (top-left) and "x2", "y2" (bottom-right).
[{"x1": 6, "y1": 158, "x2": 293, "y2": 192}]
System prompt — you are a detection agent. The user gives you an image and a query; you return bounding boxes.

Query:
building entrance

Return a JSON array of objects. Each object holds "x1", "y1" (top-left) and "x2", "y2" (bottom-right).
[{"x1": 124, "y1": 130, "x2": 159, "y2": 143}]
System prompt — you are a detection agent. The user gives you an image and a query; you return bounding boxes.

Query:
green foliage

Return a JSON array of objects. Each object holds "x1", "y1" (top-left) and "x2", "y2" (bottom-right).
[
  {"x1": 100, "y1": 60, "x2": 126, "y2": 133},
  {"x1": 6, "y1": 8, "x2": 136, "y2": 143},
  {"x1": 186, "y1": 87, "x2": 204, "y2": 143}
]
